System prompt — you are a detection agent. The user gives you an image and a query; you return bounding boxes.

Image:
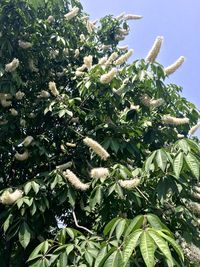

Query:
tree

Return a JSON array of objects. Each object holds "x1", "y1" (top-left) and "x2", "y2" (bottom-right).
[{"x1": 0, "y1": 0, "x2": 200, "y2": 266}]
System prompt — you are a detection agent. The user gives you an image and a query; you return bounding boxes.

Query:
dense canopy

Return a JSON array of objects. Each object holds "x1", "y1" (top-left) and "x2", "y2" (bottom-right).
[{"x1": 0, "y1": 0, "x2": 199, "y2": 266}]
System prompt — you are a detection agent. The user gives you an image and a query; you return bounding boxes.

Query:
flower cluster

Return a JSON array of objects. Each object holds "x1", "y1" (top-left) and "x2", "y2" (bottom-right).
[
  {"x1": 162, "y1": 115, "x2": 189, "y2": 125},
  {"x1": 180, "y1": 239, "x2": 200, "y2": 266},
  {"x1": 63, "y1": 169, "x2": 89, "y2": 191},
  {"x1": 189, "y1": 201, "x2": 200, "y2": 215},
  {"x1": 83, "y1": 137, "x2": 110, "y2": 160},
  {"x1": 188, "y1": 122, "x2": 200, "y2": 136},
  {"x1": 37, "y1": 90, "x2": 50, "y2": 98},
  {"x1": 22, "y1": 136, "x2": 34, "y2": 147},
  {"x1": 117, "y1": 45, "x2": 128, "y2": 51},
  {"x1": 90, "y1": 168, "x2": 109, "y2": 179},
  {"x1": 0, "y1": 93, "x2": 12, "y2": 107},
  {"x1": 98, "y1": 56, "x2": 108, "y2": 65},
  {"x1": 64, "y1": 7, "x2": 79, "y2": 20},
  {"x1": 164, "y1": 56, "x2": 185, "y2": 75},
  {"x1": 48, "y1": 81, "x2": 59, "y2": 96},
  {"x1": 105, "y1": 52, "x2": 118, "y2": 65},
  {"x1": 118, "y1": 178, "x2": 140, "y2": 190},
  {"x1": 83, "y1": 55, "x2": 93, "y2": 69},
  {"x1": 15, "y1": 150, "x2": 29, "y2": 161},
  {"x1": 5, "y1": 58, "x2": 19, "y2": 72},
  {"x1": 123, "y1": 14, "x2": 143, "y2": 20},
  {"x1": 15, "y1": 91, "x2": 25, "y2": 100},
  {"x1": 145, "y1": 36, "x2": 163, "y2": 62},
  {"x1": 100, "y1": 68, "x2": 117, "y2": 84},
  {"x1": 29, "y1": 59, "x2": 39, "y2": 72},
  {"x1": 10, "y1": 108, "x2": 18, "y2": 116},
  {"x1": 18, "y1": 40, "x2": 32, "y2": 49},
  {"x1": 114, "y1": 49, "x2": 134, "y2": 65},
  {"x1": 140, "y1": 94, "x2": 164, "y2": 108},
  {"x1": 0, "y1": 189, "x2": 23, "y2": 205}
]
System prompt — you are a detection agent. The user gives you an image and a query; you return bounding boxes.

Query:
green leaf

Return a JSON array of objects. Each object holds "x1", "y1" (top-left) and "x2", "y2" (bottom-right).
[
  {"x1": 157, "y1": 231, "x2": 184, "y2": 262},
  {"x1": 104, "y1": 218, "x2": 119, "y2": 236},
  {"x1": 31, "y1": 181, "x2": 40, "y2": 194},
  {"x1": 3, "y1": 214, "x2": 13, "y2": 233},
  {"x1": 28, "y1": 243, "x2": 45, "y2": 261},
  {"x1": 18, "y1": 222, "x2": 31, "y2": 248},
  {"x1": 177, "y1": 139, "x2": 190, "y2": 154},
  {"x1": 173, "y1": 152, "x2": 183, "y2": 178},
  {"x1": 140, "y1": 231, "x2": 155, "y2": 267},
  {"x1": 103, "y1": 250, "x2": 122, "y2": 267},
  {"x1": 145, "y1": 151, "x2": 156, "y2": 172},
  {"x1": 146, "y1": 214, "x2": 172, "y2": 235},
  {"x1": 184, "y1": 153, "x2": 199, "y2": 178},
  {"x1": 123, "y1": 229, "x2": 143, "y2": 267},
  {"x1": 94, "y1": 246, "x2": 107, "y2": 267},
  {"x1": 156, "y1": 149, "x2": 168, "y2": 172},
  {"x1": 148, "y1": 230, "x2": 174, "y2": 266},
  {"x1": 24, "y1": 182, "x2": 32, "y2": 195},
  {"x1": 115, "y1": 219, "x2": 127, "y2": 240},
  {"x1": 124, "y1": 215, "x2": 144, "y2": 238}
]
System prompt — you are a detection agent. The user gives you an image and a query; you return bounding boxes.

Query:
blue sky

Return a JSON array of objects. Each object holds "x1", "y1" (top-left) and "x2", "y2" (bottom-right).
[{"x1": 81, "y1": 0, "x2": 200, "y2": 110}]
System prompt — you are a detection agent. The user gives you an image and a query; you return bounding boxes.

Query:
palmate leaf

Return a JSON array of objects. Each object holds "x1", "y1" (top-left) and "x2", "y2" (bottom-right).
[
  {"x1": 148, "y1": 230, "x2": 174, "y2": 266},
  {"x1": 156, "y1": 149, "x2": 168, "y2": 172},
  {"x1": 140, "y1": 231, "x2": 155, "y2": 267},
  {"x1": 157, "y1": 231, "x2": 184, "y2": 262},
  {"x1": 145, "y1": 151, "x2": 157, "y2": 172},
  {"x1": 122, "y1": 229, "x2": 143, "y2": 267},
  {"x1": 184, "y1": 153, "x2": 199, "y2": 178},
  {"x1": 124, "y1": 215, "x2": 144, "y2": 238},
  {"x1": 173, "y1": 152, "x2": 183, "y2": 178},
  {"x1": 103, "y1": 250, "x2": 123, "y2": 267}
]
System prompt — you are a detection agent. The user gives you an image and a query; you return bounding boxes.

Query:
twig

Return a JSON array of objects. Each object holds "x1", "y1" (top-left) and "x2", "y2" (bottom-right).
[
  {"x1": 135, "y1": 187, "x2": 150, "y2": 202},
  {"x1": 72, "y1": 210, "x2": 93, "y2": 235}
]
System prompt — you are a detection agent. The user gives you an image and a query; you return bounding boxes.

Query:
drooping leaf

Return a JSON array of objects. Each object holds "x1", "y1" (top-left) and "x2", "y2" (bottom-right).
[{"x1": 140, "y1": 231, "x2": 155, "y2": 267}]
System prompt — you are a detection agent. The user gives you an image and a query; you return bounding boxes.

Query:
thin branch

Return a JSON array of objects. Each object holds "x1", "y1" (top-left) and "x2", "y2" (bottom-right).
[
  {"x1": 135, "y1": 187, "x2": 150, "y2": 203},
  {"x1": 72, "y1": 211, "x2": 93, "y2": 235}
]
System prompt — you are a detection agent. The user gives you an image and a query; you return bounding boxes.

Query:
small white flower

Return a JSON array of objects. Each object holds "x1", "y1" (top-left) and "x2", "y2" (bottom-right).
[
  {"x1": 80, "y1": 34, "x2": 86, "y2": 42},
  {"x1": 63, "y1": 169, "x2": 89, "y2": 191},
  {"x1": 5, "y1": 58, "x2": 19, "y2": 72},
  {"x1": 37, "y1": 90, "x2": 50, "y2": 98},
  {"x1": 22, "y1": 136, "x2": 33, "y2": 147},
  {"x1": 77, "y1": 64, "x2": 87, "y2": 71},
  {"x1": 117, "y1": 45, "x2": 128, "y2": 51},
  {"x1": 114, "y1": 49, "x2": 134, "y2": 65},
  {"x1": 0, "y1": 189, "x2": 23, "y2": 205},
  {"x1": 0, "y1": 99, "x2": 12, "y2": 107},
  {"x1": 98, "y1": 56, "x2": 108, "y2": 65},
  {"x1": 123, "y1": 14, "x2": 143, "y2": 20},
  {"x1": 83, "y1": 137, "x2": 110, "y2": 160},
  {"x1": 140, "y1": 94, "x2": 164, "y2": 108},
  {"x1": 164, "y1": 56, "x2": 185, "y2": 75},
  {"x1": 64, "y1": 7, "x2": 79, "y2": 20},
  {"x1": 29, "y1": 59, "x2": 39, "y2": 72},
  {"x1": 48, "y1": 81, "x2": 59, "y2": 96},
  {"x1": 145, "y1": 36, "x2": 163, "y2": 62},
  {"x1": 118, "y1": 178, "x2": 140, "y2": 190},
  {"x1": 83, "y1": 55, "x2": 93, "y2": 69},
  {"x1": 74, "y1": 49, "x2": 80, "y2": 58},
  {"x1": 188, "y1": 122, "x2": 200, "y2": 136},
  {"x1": 105, "y1": 52, "x2": 118, "y2": 65},
  {"x1": 10, "y1": 108, "x2": 18, "y2": 116},
  {"x1": 15, "y1": 91, "x2": 25, "y2": 100},
  {"x1": 100, "y1": 68, "x2": 117, "y2": 84},
  {"x1": 162, "y1": 115, "x2": 189, "y2": 125},
  {"x1": 15, "y1": 150, "x2": 29, "y2": 161},
  {"x1": 75, "y1": 70, "x2": 84, "y2": 77},
  {"x1": 47, "y1": 15, "x2": 54, "y2": 23},
  {"x1": 18, "y1": 40, "x2": 32, "y2": 49},
  {"x1": 90, "y1": 168, "x2": 109, "y2": 179}
]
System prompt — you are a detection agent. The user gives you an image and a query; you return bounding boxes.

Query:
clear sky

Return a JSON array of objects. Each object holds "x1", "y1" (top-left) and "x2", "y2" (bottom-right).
[{"x1": 81, "y1": 0, "x2": 200, "y2": 110}]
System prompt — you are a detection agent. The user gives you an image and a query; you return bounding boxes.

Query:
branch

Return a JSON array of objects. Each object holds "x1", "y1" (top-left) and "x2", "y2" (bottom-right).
[{"x1": 72, "y1": 210, "x2": 93, "y2": 235}]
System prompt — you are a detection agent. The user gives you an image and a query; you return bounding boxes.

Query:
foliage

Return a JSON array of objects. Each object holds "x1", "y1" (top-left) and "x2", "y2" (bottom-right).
[{"x1": 0, "y1": 0, "x2": 199, "y2": 266}]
